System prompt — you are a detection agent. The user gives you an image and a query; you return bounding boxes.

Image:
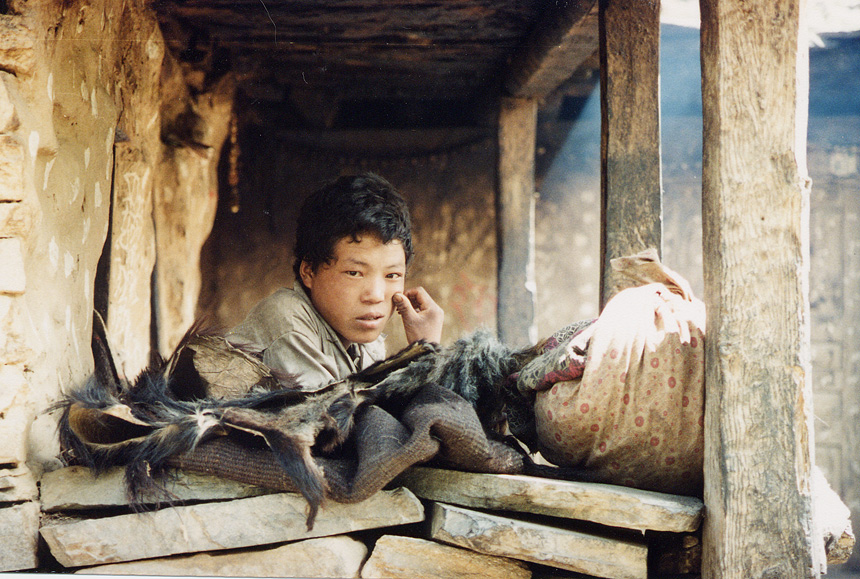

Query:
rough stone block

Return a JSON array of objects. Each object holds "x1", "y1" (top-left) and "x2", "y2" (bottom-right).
[
  {"x1": 77, "y1": 535, "x2": 368, "y2": 577},
  {"x1": 0, "y1": 502, "x2": 39, "y2": 571},
  {"x1": 0, "y1": 298, "x2": 30, "y2": 364},
  {"x1": 361, "y1": 534, "x2": 531, "y2": 579},
  {"x1": 0, "y1": 237, "x2": 25, "y2": 293},
  {"x1": 398, "y1": 467, "x2": 703, "y2": 532},
  {"x1": 0, "y1": 364, "x2": 30, "y2": 463},
  {"x1": 0, "y1": 135, "x2": 24, "y2": 201},
  {"x1": 41, "y1": 487, "x2": 424, "y2": 568},
  {"x1": 0, "y1": 16, "x2": 35, "y2": 77},
  {"x1": 0, "y1": 201, "x2": 32, "y2": 237},
  {"x1": 41, "y1": 466, "x2": 275, "y2": 512},
  {"x1": 430, "y1": 502, "x2": 647, "y2": 579},
  {"x1": 0, "y1": 74, "x2": 17, "y2": 133},
  {"x1": 0, "y1": 463, "x2": 38, "y2": 502}
]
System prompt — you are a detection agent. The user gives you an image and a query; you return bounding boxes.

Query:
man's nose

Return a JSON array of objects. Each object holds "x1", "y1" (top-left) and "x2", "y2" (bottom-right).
[{"x1": 361, "y1": 276, "x2": 386, "y2": 303}]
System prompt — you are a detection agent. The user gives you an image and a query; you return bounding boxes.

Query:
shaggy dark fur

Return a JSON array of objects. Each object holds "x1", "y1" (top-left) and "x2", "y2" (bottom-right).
[
  {"x1": 54, "y1": 320, "x2": 447, "y2": 527},
  {"x1": 364, "y1": 330, "x2": 521, "y2": 433},
  {"x1": 54, "y1": 320, "x2": 543, "y2": 528}
]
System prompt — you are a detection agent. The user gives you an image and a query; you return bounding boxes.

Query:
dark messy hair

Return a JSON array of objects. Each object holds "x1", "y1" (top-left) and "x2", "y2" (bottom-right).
[{"x1": 293, "y1": 173, "x2": 414, "y2": 281}]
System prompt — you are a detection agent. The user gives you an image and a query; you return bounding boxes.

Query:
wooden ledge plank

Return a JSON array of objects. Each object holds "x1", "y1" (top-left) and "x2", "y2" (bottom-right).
[
  {"x1": 431, "y1": 502, "x2": 647, "y2": 579},
  {"x1": 41, "y1": 487, "x2": 423, "y2": 568},
  {"x1": 398, "y1": 467, "x2": 703, "y2": 532}
]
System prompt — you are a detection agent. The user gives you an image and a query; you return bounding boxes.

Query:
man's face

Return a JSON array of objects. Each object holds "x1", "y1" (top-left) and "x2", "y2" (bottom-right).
[{"x1": 300, "y1": 234, "x2": 406, "y2": 347}]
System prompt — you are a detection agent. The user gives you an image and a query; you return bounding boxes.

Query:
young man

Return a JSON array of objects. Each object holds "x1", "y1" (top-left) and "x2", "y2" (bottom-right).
[{"x1": 227, "y1": 173, "x2": 443, "y2": 389}]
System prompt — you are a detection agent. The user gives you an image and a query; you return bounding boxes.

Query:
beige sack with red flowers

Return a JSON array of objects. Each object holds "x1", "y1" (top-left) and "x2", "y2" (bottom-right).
[{"x1": 532, "y1": 250, "x2": 706, "y2": 496}]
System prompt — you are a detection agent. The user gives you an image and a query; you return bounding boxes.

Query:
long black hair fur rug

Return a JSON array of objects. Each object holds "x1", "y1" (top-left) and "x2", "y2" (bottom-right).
[{"x1": 53, "y1": 316, "x2": 538, "y2": 528}]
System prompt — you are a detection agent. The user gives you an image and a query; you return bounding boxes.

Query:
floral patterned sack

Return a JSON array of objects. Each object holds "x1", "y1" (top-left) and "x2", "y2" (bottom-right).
[{"x1": 528, "y1": 254, "x2": 706, "y2": 496}]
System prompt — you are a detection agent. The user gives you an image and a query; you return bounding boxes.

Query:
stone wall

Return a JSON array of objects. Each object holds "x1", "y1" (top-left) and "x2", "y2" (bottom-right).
[{"x1": 0, "y1": 0, "x2": 232, "y2": 570}]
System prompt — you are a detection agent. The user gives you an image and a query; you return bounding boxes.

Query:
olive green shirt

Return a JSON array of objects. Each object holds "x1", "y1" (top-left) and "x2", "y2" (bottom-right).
[{"x1": 226, "y1": 283, "x2": 386, "y2": 390}]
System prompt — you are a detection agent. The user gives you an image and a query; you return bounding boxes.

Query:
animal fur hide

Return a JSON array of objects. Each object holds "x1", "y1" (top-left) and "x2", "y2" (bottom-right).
[{"x1": 54, "y1": 317, "x2": 538, "y2": 529}]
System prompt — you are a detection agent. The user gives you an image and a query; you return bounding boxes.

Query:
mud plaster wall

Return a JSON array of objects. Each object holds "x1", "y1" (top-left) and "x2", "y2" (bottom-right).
[{"x1": 0, "y1": 1, "x2": 232, "y2": 570}]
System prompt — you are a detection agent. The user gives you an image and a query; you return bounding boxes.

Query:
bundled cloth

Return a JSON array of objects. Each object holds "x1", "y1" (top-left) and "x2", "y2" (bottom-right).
[{"x1": 511, "y1": 249, "x2": 706, "y2": 496}]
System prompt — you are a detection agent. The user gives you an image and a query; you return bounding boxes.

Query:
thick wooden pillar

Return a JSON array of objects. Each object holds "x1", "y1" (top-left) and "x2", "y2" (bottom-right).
[
  {"x1": 699, "y1": 0, "x2": 818, "y2": 577},
  {"x1": 598, "y1": 0, "x2": 663, "y2": 310},
  {"x1": 497, "y1": 97, "x2": 537, "y2": 348}
]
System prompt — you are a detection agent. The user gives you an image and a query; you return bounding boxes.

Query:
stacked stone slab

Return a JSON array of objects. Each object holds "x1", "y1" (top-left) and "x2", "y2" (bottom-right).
[
  {"x1": 398, "y1": 467, "x2": 704, "y2": 579},
  {"x1": 39, "y1": 468, "x2": 422, "y2": 572},
  {"x1": 39, "y1": 466, "x2": 707, "y2": 578}
]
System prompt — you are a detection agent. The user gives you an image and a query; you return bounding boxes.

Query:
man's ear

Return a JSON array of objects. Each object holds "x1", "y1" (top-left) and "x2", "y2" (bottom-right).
[{"x1": 299, "y1": 260, "x2": 315, "y2": 290}]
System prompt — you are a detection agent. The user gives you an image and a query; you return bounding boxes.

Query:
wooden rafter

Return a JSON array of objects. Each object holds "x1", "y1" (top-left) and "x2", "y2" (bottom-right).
[{"x1": 504, "y1": 0, "x2": 600, "y2": 98}]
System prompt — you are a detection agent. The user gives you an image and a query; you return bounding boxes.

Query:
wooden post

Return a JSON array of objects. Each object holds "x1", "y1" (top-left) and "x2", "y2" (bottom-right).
[
  {"x1": 598, "y1": 0, "x2": 663, "y2": 310},
  {"x1": 497, "y1": 97, "x2": 537, "y2": 348},
  {"x1": 699, "y1": 0, "x2": 818, "y2": 577}
]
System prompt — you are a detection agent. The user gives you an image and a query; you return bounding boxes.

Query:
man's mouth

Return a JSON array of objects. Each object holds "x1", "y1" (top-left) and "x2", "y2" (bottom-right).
[{"x1": 356, "y1": 313, "x2": 385, "y2": 325}]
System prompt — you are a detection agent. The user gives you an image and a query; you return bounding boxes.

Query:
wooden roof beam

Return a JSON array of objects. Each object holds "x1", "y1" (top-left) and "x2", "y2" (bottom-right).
[{"x1": 503, "y1": 0, "x2": 600, "y2": 99}]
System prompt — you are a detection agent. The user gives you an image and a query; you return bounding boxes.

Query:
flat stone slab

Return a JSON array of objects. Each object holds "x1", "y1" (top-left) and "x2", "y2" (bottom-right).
[
  {"x1": 41, "y1": 466, "x2": 274, "y2": 511},
  {"x1": 77, "y1": 535, "x2": 368, "y2": 577},
  {"x1": 430, "y1": 502, "x2": 647, "y2": 579},
  {"x1": 361, "y1": 534, "x2": 531, "y2": 579},
  {"x1": 398, "y1": 466, "x2": 703, "y2": 532},
  {"x1": 0, "y1": 463, "x2": 37, "y2": 503},
  {"x1": 41, "y1": 487, "x2": 423, "y2": 568},
  {"x1": 0, "y1": 502, "x2": 39, "y2": 571}
]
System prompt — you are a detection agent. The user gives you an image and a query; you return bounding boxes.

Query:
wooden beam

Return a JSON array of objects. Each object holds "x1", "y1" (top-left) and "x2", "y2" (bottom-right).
[
  {"x1": 598, "y1": 0, "x2": 663, "y2": 309},
  {"x1": 497, "y1": 97, "x2": 537, "y2": 348},
  {"x1": 504, "y1": 0, "x2": 600, "y2": 98},
  {"x1": 699, "y1": 0, "x2": 818, "y2": 577}
]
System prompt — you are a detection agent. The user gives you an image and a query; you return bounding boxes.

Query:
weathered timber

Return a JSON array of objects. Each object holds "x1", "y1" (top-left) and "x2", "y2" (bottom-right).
[
  {"x1": 699, "y1": 0, "x2": 817, "y2": 577},
  {"x1": 107, "y1": 143, "x2": 156, "y2": 375},
  {"x1": 40, "y1": 487, "x2": 423, "y2": 568},
  {"x1": 78, "y1": 536, "x2": 368, "y2": 577},
  {"x1": 505, "y1": 0, "x2": 599, "y2": 97},
  {"x1": 40, "y1": 466, "x2": 275, "y2": 512},
  {"x1": 497, "y1": 96, "x2": 538, "y2": 348},
  {"x1": 275, "y1": 127, "x2": 492, "y2": 157},
  {"x1": 598, "y1": 0, "x2": 663, "y2": 309},
  {"x1": 154, "y1": 1, "x2": 553, "y2": 101},
  {"x1": 430, "y1": 502, "x2": 647, "y2": 579},
  {"x1": 361, "y1": 534, "x2": 531, "y2": 579},
  {"x1": 398, "y1": 467, "x2": 703, "y2": 532}
]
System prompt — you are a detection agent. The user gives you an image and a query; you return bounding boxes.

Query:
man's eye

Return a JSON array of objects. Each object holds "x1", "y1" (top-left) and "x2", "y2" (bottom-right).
[
  {"x1": 346, "y1": 271, "x2": 361, "y2": 277},
  {"x1": 387, "y1": 272, "x2": 403, "y2": 280}
]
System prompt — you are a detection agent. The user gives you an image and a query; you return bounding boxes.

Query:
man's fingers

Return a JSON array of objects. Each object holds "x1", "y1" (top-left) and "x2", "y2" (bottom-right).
[
  {"x1": 402, "y1": 287, "x2": 429, "y2": 311},
  {"x1": 393, "y1": 292, "x2": 416, "y2": 316}
]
